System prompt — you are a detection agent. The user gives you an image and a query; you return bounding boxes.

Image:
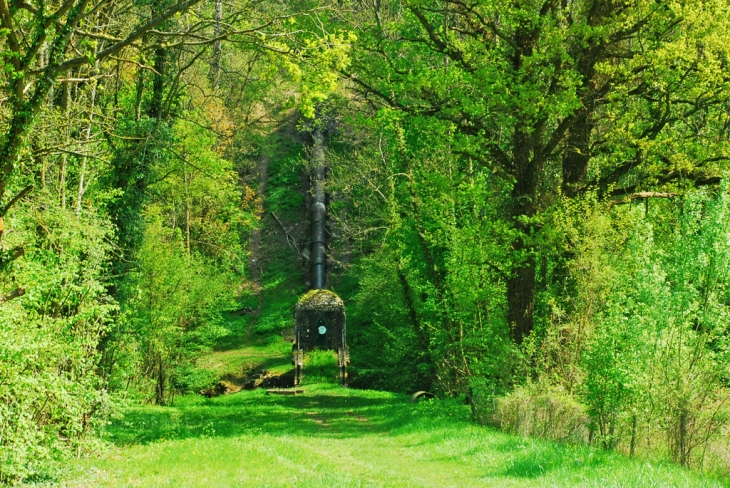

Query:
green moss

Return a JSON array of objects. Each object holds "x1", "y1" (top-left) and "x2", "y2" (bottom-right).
[{"x1": 297, "y1": 288, "x2": 343, "y2": 306}]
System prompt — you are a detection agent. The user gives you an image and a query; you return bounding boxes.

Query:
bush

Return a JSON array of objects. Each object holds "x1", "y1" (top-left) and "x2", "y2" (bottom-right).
[
  {"x1": 171, "y1": 365, "x2": 219, "y2": 394},
  {"x1": 0, "y1": 202, "x2": 116, "y2": 483},
  {"x1": 486, "y1": 384, "x2": 589, "y2": 444}
]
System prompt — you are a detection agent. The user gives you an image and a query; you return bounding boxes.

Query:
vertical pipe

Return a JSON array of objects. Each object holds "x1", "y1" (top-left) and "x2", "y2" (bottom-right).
[{"x1": 311, "y1": 128, "x2": 327, "y2": 289}]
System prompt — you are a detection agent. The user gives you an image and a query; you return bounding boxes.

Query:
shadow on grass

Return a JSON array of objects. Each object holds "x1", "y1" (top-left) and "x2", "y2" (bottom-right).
[
  {"x1": 108, "y1": 390, "x2": 416, "y2": 447},
  {"x1": 247, "y1": 356, "x2": 292, "y2": 373},
  {"x1": 104, "y1": 389, "x2": 666, "y2": 483}
]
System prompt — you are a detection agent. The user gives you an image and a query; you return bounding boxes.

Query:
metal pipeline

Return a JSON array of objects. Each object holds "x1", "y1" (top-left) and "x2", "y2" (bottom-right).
[{"x1": 311, "y1": 128, "x2": 326, "y2": 290}]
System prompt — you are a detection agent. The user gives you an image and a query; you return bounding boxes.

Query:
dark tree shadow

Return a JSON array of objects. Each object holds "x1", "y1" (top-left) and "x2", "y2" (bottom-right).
[{"x1": 107, "y1": 390, "x2": 420, "y2": 446}]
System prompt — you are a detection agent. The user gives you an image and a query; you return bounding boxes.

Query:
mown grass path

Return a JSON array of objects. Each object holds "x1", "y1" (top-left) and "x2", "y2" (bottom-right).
[{"x1": 56, "y1": 385, "x2": 728, "y2": 487}]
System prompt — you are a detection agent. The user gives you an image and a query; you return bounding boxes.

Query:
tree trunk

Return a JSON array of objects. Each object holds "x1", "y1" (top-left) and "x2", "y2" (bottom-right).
[
  {"x1": 76, "y1": 78, "x2": 97, "y2": 215},
  {"x1": 149, "y1": 46, "x2": 166, "y2": 119},
  {"x1": 184, "y1": 156, "x2": 191, "y2": 255},
  {"x1": 210, "y1": 0, "x2": 223, "y2": 88},
  {"x1": 396, "y1": 260, "x2": 429, "y2": 351},
  {"x1": 562, "y1": 109, "x2": 591, "y2": 196},
  {"x1": 507, "y1": 254, "x2": 536, "y2": 345},
  {"x1": 507, "y1": 129, "x2": 539, "y2": 345},
  {"x1": 60, "y1": 83, "x2": 71, "y2": 210},
  {"x1": 408, "y1": 185, "x2": 453, "y2": 338},
  {"x1": 134, "y1": 59, "x2": 145, "y2": 121},
  {"x1": 156, "y1": 359, "x2": 166, "y2": 405}
]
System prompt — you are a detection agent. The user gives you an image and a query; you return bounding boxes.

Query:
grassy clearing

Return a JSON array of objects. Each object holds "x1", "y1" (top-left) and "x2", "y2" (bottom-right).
[
  {"x1": 198, "y1": 314, "x2": 293, "y2": 380},
  {"x1": 52, "y1": 385, "x2": 728, "y2": 487}
]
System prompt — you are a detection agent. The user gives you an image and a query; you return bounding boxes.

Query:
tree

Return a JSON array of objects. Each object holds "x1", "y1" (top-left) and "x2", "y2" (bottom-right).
[
  {"x1": 0, "y1": 0, "x2": 208, "y2": 278},
  {"x1": 341, "y1": 0, "x2": 730, "y2": 344}
]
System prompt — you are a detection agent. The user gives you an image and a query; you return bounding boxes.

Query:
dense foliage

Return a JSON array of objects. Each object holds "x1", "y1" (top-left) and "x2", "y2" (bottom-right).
[
  {"x1": 0, "y1": 0, "x2": 331, "y2": 481},
  {"x1": 326, "y1": 0, "x2": 730, "y2": 471},
  {"x1": 2, "y1": 0, "x2": 730, "y2": 482}
]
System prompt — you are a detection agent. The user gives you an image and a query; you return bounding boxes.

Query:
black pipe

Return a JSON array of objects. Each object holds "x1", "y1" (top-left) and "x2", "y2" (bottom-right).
[{"x1": 311, "y1": 128, "x2": 326, "y2": 289}]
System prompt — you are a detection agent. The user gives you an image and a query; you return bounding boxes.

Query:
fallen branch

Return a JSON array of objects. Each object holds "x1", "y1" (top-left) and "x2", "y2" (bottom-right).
[
  {"x1": 270, "y1": 211, "x2": 299, "y2": 253},
  {"x1": 0, "y1": 246, "x2": 25, "y2": 265},
  {"x1": 2, "y1": 185, "x2": 33, "y2": 216},
  {"x1": 614, "y1": 191, "x2": 676, "y2": 204},
  {"x1": 0, "y1": 287, "x2": 26, "y2": 304}
]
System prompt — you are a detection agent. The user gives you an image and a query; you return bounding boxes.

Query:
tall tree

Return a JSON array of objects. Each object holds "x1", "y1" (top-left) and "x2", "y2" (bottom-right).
[
  {"x1": 343, "y1": 0, "x2": 730, "y2": 344},
  {"x1": 0, "y1": 0, "x2": 203, "y2": 244}
]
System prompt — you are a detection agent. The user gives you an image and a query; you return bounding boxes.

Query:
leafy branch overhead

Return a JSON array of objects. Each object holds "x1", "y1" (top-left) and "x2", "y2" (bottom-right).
[
  {"x1": 345, "y1": 0, "x2": 730, "y2": 343},
  {"x1": 0, "y1": 0, "x2": 323, "y2": 215}
]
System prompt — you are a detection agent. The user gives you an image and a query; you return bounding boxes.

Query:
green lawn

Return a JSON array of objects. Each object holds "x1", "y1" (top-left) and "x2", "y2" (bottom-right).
[{"x1": 52, "y1": 385, "x2": 728, "y2": 487}]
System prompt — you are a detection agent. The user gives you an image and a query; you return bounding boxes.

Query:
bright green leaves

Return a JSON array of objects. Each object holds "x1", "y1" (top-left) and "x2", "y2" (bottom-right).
[
  {"x1": 0, "y1": 193, "x2": 117, "y2": 482},
  {"x1": 121, "y1": 217, "x2": 231, "y2": 401},
  {"x1": 541, "y1": 187, "x2": 730, "y2": 463},
  {"x1": 279, "y1": 31, "x2": 357, "y2": 119},
  {"x1": 109, "y1": 112, "x2": 253, "y2": 404},
  {"x1": 588, "y1": 0, "x2": 730, "y2": 193}
]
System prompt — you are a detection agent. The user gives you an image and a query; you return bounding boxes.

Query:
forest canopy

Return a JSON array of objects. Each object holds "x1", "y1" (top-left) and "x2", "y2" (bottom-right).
[{"x1": 2, "y1": 0, "x2": 730, "y2": 482}]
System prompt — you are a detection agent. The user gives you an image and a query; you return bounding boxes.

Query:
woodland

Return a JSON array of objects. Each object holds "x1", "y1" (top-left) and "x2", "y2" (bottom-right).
[{"x1": 2, "y1": 0, "x2": 730, "y2": 484}]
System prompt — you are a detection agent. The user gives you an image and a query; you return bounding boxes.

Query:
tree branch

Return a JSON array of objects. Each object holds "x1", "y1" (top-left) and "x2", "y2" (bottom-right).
[
  {"x1": 0, "y1": 287, "x2": 26, "y2": 304},
  {"x1": 2, "y1": 185, "x2": 33, "y2": 217},
  {"x1": 613, "y1": 191, "x2": 676, "y2": 204},
  {"x1": 55, "y1": 0, "x2": 204, "y2": 73}
]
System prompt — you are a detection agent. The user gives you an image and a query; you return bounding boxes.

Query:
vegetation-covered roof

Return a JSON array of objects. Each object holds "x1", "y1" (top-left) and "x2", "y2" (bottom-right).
[{"x1": 296, "y1": 289, "x2": 344, "y2": 312}]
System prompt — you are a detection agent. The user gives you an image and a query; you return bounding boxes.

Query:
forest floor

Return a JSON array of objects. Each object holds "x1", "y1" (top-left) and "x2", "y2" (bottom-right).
[{"x1": 50, "y1": 383, "x2": 729, "y2": 487}]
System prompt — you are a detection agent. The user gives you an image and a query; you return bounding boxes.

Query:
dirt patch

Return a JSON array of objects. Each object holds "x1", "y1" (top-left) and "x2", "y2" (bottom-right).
[
  {"x1": 199, "y1": 380, "x2": 242, "y2": 397},
  {"x1": 306, "y1": 411, "x2": 330, "y2": 427},
  {"x1": 345, "y1": 411, "x2": 370, "y2": 423}
]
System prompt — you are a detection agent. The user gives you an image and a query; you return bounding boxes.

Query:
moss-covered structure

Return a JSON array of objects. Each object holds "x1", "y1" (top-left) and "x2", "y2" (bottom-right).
[{"x1": 292, "y1": 289, "x2": 349, "y2": 385}]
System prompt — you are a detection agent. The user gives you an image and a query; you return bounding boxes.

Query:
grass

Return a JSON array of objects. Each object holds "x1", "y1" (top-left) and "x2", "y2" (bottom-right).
[
  {"x1": 198, "y1": 314, "x2": 293, "y2": 380},
  {"x1": 249, "y1": 130, "x2": 307, "y2": 336},
  {"x1": 52, "y1": 385, "x2": 729, "y2": 487}
]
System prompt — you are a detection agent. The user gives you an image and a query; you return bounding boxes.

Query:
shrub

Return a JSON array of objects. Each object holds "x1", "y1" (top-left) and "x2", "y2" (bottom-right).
[{"x1": 491, "y1": 384, "x2": 589, "y2": 443}]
